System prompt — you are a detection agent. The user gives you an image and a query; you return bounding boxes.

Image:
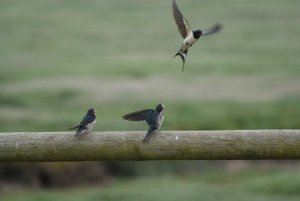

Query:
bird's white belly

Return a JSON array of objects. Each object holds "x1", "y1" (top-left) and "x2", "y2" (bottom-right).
[
  {"x1": 155, "y1": 113, "x2": 164, "y2": 131},
  {"x1": 183, "y1": 33, "x2": 197, "y2": 48},
  {"x1": 87, "y1": 120, "x2": 96, "y2": 132}
]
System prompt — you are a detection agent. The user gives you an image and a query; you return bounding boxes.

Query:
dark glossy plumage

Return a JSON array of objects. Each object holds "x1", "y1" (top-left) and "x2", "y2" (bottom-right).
[
  {"x1": 123, "y1": 104, "x2": 165, "y2": 142},
  {"x1": 70, "y1": 108, "x2": 97, "y2": 136},
  {"x1": 172, "y1": 0, "x2": 222, "y2": 72},
  {"x1": 122, "y1": 109, "x2": 154, "y2": 123}
]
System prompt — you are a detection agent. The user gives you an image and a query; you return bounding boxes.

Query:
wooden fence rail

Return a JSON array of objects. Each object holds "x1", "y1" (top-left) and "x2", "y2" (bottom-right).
[{"x1": 0, "y1": 130, "x2": 300, "y2": 162}]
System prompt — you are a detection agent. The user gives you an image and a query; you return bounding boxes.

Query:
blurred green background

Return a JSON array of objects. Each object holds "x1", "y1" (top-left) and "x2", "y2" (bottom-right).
[{"x1": 1, "y1": 0, "x2": 300, "y2": 200}]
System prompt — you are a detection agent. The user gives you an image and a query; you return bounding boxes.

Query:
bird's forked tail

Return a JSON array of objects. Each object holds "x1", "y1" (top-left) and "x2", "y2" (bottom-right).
[{"x1": 174, "y1": 49, "x2": 188, "y2": 72}]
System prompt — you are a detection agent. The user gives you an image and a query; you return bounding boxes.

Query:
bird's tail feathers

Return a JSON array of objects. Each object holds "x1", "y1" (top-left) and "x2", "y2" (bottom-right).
[
  {"x1": 142, "y1": 135, "x2": 151, "y2": 143},
  {"x1": 174, "y1": 49, "x2": 188, "y2": 72},
  {"x1": 142, "y1": 126, "x2": 158, "y2": 142},
  {"x1": 181, "y1": 59, "x2": 186, "y2": 72},
  {"x1": 74, "y1": 131, "x2": 84, "y2": 137},
  {"x1": 74, "y1": 131, "x2": 82, "y2": 137},
  {"x1": 74, "y1": 125, "x2": 88, "y2": 136},
  {"x1": 69, "y1": 124, "x2": 80, "y2": 130}
]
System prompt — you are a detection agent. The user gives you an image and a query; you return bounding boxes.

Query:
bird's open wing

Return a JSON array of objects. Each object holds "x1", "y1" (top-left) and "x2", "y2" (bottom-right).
[
  {"x1": 122, "y1": 109, "x2": 154, "y2": 121},
  {"x1": 202, "y1": 23, "x2": 222, "y2": 36},
  {"x1": 172, "y1": 0, "x2": 191, "y2": 38}
]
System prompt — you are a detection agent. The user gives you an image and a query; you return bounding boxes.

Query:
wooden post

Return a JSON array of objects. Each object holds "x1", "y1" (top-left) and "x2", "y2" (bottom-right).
[{"x1": 0, "y1": 130, "x2": 300, "y2": 162}]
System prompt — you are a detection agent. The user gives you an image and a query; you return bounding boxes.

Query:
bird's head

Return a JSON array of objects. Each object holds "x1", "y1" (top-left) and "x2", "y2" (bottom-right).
[
  {"x1": 87, "y1": 108, "x2": 97, "y2": 116},
  {"x1": 193, "y1": 30, "x2": 202, "y2": 39},
  {"x1": 155, "y1": 104, "x2": 165, "y2": 112}
]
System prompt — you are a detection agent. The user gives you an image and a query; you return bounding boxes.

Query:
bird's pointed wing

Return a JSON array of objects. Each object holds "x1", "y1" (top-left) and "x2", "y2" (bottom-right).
[
  {"x1": 69, "y1": 123, "x2": 80, "y2": 130},
  {"x1": 80, "y1": 114, "x2": 96, "y2": 125},
  {"x1": 122, "y1": 109, "x2": 154, "y2": 122},
  {"x1": 69, "y1": 113, "x2": 95, "y2": 131},
  {"x1": 143, "y1": 125, "x2": 157, "y2": 142},
  {"x1": 172, "y1": 0, "x2": 192, "y2": 38},
  {"x1": 75, "y1": 125, "x2": 88, "y2": 136},
  {"x1": 69, "y1": 115, "x2": 94, "y2": 130},
  {"x1": 202, "y1": 23, "x2": 222, "y2": 36},
  {"x1": 143, "y1": 112, "x2": 164, "y2": 142}
]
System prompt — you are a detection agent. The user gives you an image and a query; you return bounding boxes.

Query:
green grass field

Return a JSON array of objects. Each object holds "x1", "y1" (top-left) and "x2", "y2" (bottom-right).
[
  {"x1": 1, "y1": 0, "x2": 300, "y2": 200},
  {"x1": 0, "y1": 0, "x2": 300, "y2": 132},
  {"x1": 1, "y1": 169, "x2": 300, "y2": 201}
]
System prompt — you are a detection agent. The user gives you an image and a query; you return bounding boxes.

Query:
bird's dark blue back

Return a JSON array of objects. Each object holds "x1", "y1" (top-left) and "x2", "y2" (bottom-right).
[
  {"x1": 146, "y1": 110, "x2": 159, "y2": 126},
  {"x1": 81, "y1": 113, "x2": 96, "y2": 125}
]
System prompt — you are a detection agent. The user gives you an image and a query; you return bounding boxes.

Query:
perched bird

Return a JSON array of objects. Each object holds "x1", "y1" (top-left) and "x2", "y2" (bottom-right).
[
  {"x1": 123, "y1": 104, "x2": 165, "y2": 142},
  {"x1": 172, "y1": 0, "x2": 222, "y2": 72},
  {"x1": 69, "y1": 108, "x2": 97, "y2": 136}
]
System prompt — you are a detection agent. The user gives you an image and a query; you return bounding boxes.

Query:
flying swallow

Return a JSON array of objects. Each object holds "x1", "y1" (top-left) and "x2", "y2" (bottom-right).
[
  {"x1": 69, "y1": 108, "x2": 97, "y2": 136},
  {"x1": 123, "y1": 104, "x2": 165, "y2": 142},
  {"x1": 172, "y1": 0, "x2": 222, "y2": 72}
]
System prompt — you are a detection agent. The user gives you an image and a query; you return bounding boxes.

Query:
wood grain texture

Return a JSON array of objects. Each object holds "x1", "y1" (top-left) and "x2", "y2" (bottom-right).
[{"x1": 0, "y1": 130, "x2": 300, "y2": 162}]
